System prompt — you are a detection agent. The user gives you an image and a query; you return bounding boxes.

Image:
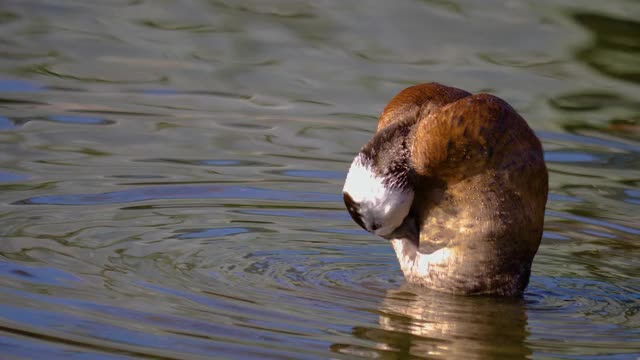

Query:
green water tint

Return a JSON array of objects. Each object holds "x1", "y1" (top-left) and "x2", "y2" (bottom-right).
[{"x1": 0, "y1": 1, "x2": 638, "y2": 359}]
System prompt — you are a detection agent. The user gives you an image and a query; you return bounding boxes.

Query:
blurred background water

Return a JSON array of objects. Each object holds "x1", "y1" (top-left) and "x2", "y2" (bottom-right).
[{"x1": 0, "y1": 0, "x2": 639, "y2": 359}]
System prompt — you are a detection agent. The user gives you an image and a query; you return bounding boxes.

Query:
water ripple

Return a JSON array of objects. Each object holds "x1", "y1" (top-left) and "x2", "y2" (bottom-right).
[{"x1": 13, "y1": 185, "x2": 341, "y2": 206}]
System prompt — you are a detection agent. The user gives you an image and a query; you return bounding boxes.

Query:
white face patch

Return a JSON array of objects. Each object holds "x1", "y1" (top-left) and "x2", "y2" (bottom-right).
[{"x1": 343, "y1": 153, "x2": 414, "y2": 237}]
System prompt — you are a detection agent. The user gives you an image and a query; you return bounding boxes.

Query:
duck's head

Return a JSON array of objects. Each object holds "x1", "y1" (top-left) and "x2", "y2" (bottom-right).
[
  {"x1": 342, "y1": 83, "x2": 548, "y2": 296},
  {"x1": 342, "y1": 122, "x2": 416, "y2": 238}
]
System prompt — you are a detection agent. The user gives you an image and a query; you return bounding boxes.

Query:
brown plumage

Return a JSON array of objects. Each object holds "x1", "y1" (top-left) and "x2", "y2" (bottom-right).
[{"x1": 348, "y1": 83, "x2": 548, "y2": 296}]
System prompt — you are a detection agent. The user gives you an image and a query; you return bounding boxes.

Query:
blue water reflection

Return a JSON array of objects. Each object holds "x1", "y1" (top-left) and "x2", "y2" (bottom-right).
[{"x1": 0, "y1": 78, "x2": 44, "y2": 92}]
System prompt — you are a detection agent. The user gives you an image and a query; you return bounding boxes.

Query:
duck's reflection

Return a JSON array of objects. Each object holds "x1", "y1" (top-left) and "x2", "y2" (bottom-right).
[{"x1": 332, "y1": 284, "x2": 531, "y2": 359}]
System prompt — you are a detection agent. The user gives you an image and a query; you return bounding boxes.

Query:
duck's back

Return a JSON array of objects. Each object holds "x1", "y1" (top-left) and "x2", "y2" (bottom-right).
[{"x1": 377, "y1": 83, "x2": 548, "y2": 295}]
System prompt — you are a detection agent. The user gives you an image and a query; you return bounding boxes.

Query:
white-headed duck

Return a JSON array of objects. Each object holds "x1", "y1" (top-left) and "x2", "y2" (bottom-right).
[{"x1": 343, "y1": 83, "x2": 548, "y2": 296}]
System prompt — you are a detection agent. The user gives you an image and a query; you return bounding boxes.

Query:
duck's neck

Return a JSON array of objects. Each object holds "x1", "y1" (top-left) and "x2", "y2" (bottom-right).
[
  {"x1": 388, "y1": 175, "x2": 534, "y2": 296},
  {"x1": 390, "y1": 237, "x2": 455, "y2": 291},
  {"x1": 390, "y1": 235, "x2": 529, "y2": 296}
]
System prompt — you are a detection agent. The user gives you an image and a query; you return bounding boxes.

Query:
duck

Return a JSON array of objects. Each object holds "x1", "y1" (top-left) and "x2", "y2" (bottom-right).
[{"x1": 343, "y1": 83, "x2": 548, "y2": 296}]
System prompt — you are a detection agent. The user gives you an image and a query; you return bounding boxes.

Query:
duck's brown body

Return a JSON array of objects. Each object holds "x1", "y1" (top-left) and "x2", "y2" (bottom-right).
[{"x1": 345, "y1": 83, "x2": 548, "y2": 296}]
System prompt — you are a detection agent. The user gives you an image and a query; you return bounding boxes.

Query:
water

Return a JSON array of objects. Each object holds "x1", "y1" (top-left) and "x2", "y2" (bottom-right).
[{"x1": 0, "y1": 0, "x2": 639, "y2": 358}]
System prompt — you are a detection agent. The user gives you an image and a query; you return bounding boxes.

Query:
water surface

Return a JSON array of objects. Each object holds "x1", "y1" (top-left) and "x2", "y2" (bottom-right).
[{"x1": 0, "y1": 0, "x2": 639, "y2": 359}]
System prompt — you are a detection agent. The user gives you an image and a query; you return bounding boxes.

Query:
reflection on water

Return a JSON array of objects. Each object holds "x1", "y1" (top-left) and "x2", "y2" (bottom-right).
[
  {"x1": 0, "y1": 0, "x2": 639, "y2": 359},
  {"x1": 333, "y1": 286, "x2": 531, "y2": 359},
  {"x1": 573, "y1": 12, "x2": 640, "y2": 84}
]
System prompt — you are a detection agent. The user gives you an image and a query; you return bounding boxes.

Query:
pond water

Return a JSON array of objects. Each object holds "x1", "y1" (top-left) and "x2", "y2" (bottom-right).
[{"x1": 1, "y1": 1, "x2": 639, "y2": 359}]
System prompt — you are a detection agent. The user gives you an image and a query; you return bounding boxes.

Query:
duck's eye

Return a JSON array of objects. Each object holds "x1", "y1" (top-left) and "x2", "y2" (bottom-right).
[{"x1": 343, "y1": 192, "x2": 367, "y2": 231}]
